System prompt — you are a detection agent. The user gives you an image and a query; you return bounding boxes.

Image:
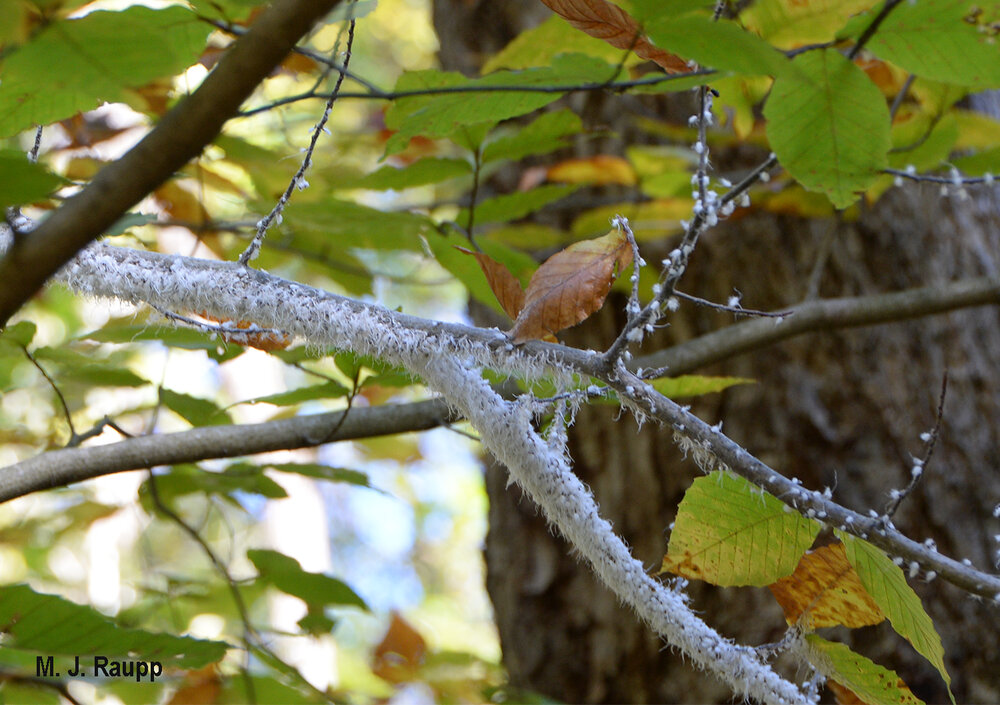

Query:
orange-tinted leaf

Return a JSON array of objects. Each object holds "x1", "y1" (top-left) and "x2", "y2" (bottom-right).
[
  {"x1": 197, "y1": 312, "x2": 292, "y2": 351},
  {"x1": 770, "y1": 542, "x2": 884, "y2": 630},
  {"x1": 154, "y1": 181, "x2": 208, "y2": 224},
  {"x1": 547, "y1": 155, "x2": 637, "y2": 186},
  {"x1": 828, "y1": 680, "x2": 868, "y2": 705},
  {"x1": 538, "y1": 0, "x2": 690, "y2": 73},
  {"x1": 372, "y1": 612, "x2": 427, "y2": 684},
  {"x1": 510, "y1": 228, "x2": 632, "y2": 342},
  {"x1": 167, "y1": 666, "x2": 221, "y2": 705},
  {"x1": 457, "y1": 247, "x2": 526, "y2": 320}
]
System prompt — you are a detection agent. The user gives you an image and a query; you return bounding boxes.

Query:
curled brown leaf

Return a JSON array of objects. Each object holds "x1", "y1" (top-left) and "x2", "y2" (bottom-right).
[
  {"x1": 538, "y1": 0, "x2": 690, "y2": 73},
  {"x1": 510, "y1": 228, "x2": 633, "y2": 342}
]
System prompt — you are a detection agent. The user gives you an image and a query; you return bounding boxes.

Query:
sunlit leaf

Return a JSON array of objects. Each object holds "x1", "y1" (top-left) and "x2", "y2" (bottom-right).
[
  {"x1": 159, "y1": 388, "x2": 232, "y2": 427},
  {"x1": 483, "y1": 15, "x2": 629, "y2": 72},
  {"x1": 0, "y1": 150, "x2": 68, "y2": 209},
  {"x1": 384, "y1": 55, "x2": 619, "y2": 156},
  {"x1": 248, "y1": 548, "x2": 368, "y2": 612},
  {"x1": 240, "y1": 381, "x2": 349, "y2": 407},
  {"x1": 765, "y1": 49, "x2": 891, "y2": 208},
  {"x1": 0, "y1": 6, "x2": 211, "y2": 137},
  {"x1": 648, "y1": 375, "x2": 755, "y2": 398},
  {"x1": 510, "y1": 228, "x2": 633, "y2": 342},
  {"x1": 373, "y1": 613, "x2": 427, "y2": 684},
  {"x1": 263, "y1": 462, "x2": 371, "y2": 489},
  {"x1": 837, "y1": 531, "x2": 955, "y2": 704},
  {"x1": 0, "y1": 584, "x2": 228, "y2": 668},
  {"x1": 661, "y1": 471, "x2": 820, "y2": 586}
]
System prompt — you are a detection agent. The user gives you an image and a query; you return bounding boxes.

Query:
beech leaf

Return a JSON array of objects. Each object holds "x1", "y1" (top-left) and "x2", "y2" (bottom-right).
[
  {"x1": 538, "y1": 0, "x2": 690, "y2": 73},
  {"x1": 510, "y1": 228, "x2": 632, "y2": 342},
  {"x1": 457, "y1": 247, "x2": 526, "y2": 320}
]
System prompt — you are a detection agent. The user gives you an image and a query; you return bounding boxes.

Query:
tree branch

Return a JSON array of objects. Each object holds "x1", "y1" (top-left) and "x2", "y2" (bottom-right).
[
  {"x1": 0, "y1": 399, "x2": 457, "y2": 504},
  {"x1": 50, "y1": 243, "x2": 1000, "y2": 601},
  {"x1": 0, "y1": 0, "x2": 342, "y2": 327},
  {"x1": 636, "y1": 276, "x2": 1000, "y2": 374}
]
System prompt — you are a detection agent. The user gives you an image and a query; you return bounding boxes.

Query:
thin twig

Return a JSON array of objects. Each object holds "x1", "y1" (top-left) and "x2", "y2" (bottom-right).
[
  {"x1": 848, "y1": 0, "x2": 905, "y2": 60},
  {"x1": 889, "y1": 73, "x2": 916, "y2": 121},
  {"x1": 20, "y1": 345, "x2": 77, "y2": 443},
  {"x1": 885, "y1": 371, "x2": 948, "y2": 517},
  {"x1": 672, "y1": 289, "x2": 792, "y2": 318},
  {"x1": 239, "y1": 18, "x2": 358, "y2": 264}
]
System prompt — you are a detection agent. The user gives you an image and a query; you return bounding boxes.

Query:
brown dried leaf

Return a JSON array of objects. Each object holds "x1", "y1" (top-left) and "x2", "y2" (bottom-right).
[
  {"x1": 538, "y1": 0, "x2": 690, "y2": 73},
  {"x1": 510, "y1": 228, "x2": 632, "y2": 342},
  {"x1": 197, "y1": 311, "x2": 292, "y2": 352},
  {"x1": 372, "y1": 612, "x2": 427, "y2": 684},
  {"x1": 770, "y1": 542, "x2": 885, "y2": 630},
  {"x1": 457, "y1": 247, "x2": 526, "y2": 320}
]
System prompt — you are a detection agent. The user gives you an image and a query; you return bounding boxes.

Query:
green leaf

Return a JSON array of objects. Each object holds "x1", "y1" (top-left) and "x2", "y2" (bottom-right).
[
  {"x1": 741, "y1": 0, "x2": 880, "y2": 49},
  {"x1": 0, "y1": 584, "x2": 228, "y2": 668},
  {"x1": 662, "y1": 471, "x2": 820, "y2": 586},
  {"x1": 106, "y1": 212, "x2": 158, "y2": 236},
  {"x1": 837, "y1": 532, "x2": 955, "y2": 704},
  {"x1": 263, "y1": 463, "x2": 371, "y2": 489},
  {"x1": 649, "y1": 375, "x2": 755, "y2": 398},
  {"x1": 888, "y1": 112, "x2": 959, "y2": 171},
  {"x1": 56, "y1": 364, "x2": 149, "y2": 388},
  {"x1": 842, "y1": 0, "x2": 1000, "y2": 89},
  {"x1": 0, "y1": 320, "x2": 37, "y2": 347},
  {"x1": 0, "y1": 150, "x2": 68, "y2": 208},
  {"x1": 159, "y1": 388, "x2": 232, "y2": 427},
  {"x1": 141, "y1": 464, "x2": 288, "y2": 507},
  {"x1": 248, "y1": 549, "x2": 368, "y2": 612},
  {"x1": 482, "y1": 109, "x2": 583, "y2": 163},
  {"x1": 240, "y1": 380, "x2": 348, "y2": 407},
  {"x1": 424, "y1": 232, "x2": 538, "y2": 314},
  {"x1": 645, "y1": 15, "x2": 795, "y2": 78},
  {"x1": 482, "y1": 15, "x2": 628, "y2": 72},
  {"x1": 765, "y1": 49, "x2": 891, "y2": 208},
  {"x1": 354, "y1": 157, "x2": 471, "y2": 190},
  {"x1": 459, "y1": 184, "x2": 579, "y2": 228},
  {"x1": 0, "y1": 6, "x2": 211, "y2": 137},
  {"x1": 804, "y1": 634, "x2": 924, "y2": 705},
  {"x1": 384, "y1": 55, "x2": 617, "y2": 156},
  {"x1": 283, "y1": 199, "x2": 433, "y2": 252}
]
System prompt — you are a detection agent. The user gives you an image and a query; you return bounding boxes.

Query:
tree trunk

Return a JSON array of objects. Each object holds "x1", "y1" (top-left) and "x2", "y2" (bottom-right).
[{"x1": 434, "y1": 4, "x2": 1000, "y2": 702}]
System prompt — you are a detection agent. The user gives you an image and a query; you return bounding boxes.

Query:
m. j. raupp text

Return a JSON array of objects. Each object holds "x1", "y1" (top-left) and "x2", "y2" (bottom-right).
[{"x1": 36, "y1": 655, "x2": 163, "y2": 682}]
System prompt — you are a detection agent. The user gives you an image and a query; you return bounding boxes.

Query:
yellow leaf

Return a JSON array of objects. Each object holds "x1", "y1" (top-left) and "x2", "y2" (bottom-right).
[
  {"x1": 547, "y1": 155, "x2": 638, "y2": 186},
  {"x1": 770, "y1": 542, "x2": 885, "y2": 630}
]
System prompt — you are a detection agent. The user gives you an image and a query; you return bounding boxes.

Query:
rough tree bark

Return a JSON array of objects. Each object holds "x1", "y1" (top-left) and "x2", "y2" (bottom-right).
[{"x1": 434, "y1": 3, "x2": 1000, "y2": 702}]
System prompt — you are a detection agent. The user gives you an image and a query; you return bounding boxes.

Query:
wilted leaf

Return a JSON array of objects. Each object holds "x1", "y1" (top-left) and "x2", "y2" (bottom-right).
[
  {"x1": 770, "y1": 542, "x2": 884, "y2": 629},
  {"x1": 538, "y1": 0, "x2": 690, "y2": 73},
  {"x1": 457, "y1": 248, "x2": 526, "y2": 320},
  {"x1": 510, "y1": 228, "x2": 633, "y2": 342},
  {"x1": 373, "y1": 613, "x2": 427, "y2": 684},
  {"x1": 197, "y1": 312, "x2": 292, "y2": 352},
  {"x1": 547, "y1": 155, "x2": 637, "y2": 185}
]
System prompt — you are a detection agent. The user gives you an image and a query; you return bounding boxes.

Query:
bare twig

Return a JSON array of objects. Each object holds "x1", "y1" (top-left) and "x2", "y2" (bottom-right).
[
  {"x1": 240, "y1": 17, "x2": 357, "y2": 264},
  {"x1": 885, "y1": 371, "x2": 948, "y2": 517}
]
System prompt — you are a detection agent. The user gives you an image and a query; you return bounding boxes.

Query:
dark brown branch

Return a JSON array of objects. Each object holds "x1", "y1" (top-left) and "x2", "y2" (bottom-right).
[
  {"x1": 0, "y1": 0, "x2": 342, "y2": 327},
  {"x1": 0, "y1": 398, "x2": 457, "y2": 504}
]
